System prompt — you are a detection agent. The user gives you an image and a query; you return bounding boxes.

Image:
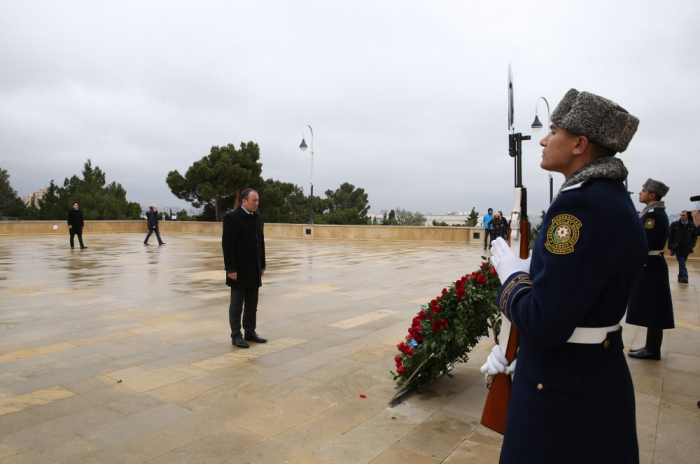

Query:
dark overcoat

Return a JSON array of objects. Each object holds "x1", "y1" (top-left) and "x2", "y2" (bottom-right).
[
  {"x1": 67, "y1": 209, "x2": 84, "y2": 230},
  {"x1": 497, "y1": 178, "x2": 646, "y2": 464},
  {"x1": 626, "y1": 208, "x2": 674, "y2": 329},
  {"x1": 147, "y1": 209, "x2": 159, "y2": 229},
  {"x1": 222, "y1": 206, "x2": 265, "y2": 289}
]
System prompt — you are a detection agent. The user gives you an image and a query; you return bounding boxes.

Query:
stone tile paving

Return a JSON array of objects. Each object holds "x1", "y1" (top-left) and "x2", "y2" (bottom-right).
[{"x1": 0, "y1": 234, "x2": 698, "y2": 463}]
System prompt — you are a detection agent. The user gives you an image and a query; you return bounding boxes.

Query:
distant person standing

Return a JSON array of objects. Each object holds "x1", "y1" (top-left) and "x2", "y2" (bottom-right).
[
  {"x1": 144, "y1": 204, "x2": 165, "y2": 246},
  {"x1": 222, "y1": 188, "x2": 267, "y2": 348},
  {"x1": 627, "y1": 179, "x2": 673, "y2": 360},
  {"x1": 483, "y1": 207, "x2": 494, "y2": 250},
  {"x1": 669, "y1": 211, "x2": 697, "y2": 284},
  {"x1": 488, "y1": 211, "x2": 509, "y2": 246},
  {"x1": 67, "y1": 202, "x2": 87, "y2": 249}
]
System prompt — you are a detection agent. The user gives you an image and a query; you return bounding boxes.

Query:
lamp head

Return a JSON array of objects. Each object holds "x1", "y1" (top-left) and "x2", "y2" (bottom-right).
[
  {"x1": 299, "y1": 138, "x2": 307, "y2": 151},
  {"x1": 531, "y1": 115, "x2": 543, "y2": 132}
]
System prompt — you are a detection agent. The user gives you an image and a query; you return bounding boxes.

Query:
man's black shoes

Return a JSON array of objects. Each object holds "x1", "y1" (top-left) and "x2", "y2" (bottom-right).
[
  {"x1": 244, "y1": 332, "x2": 267, "y2": 344},
  {"x1": 232, "y1": 336, "x2": 249, "y2": 348},
  {"x1": 680, "y1": 277, "x2": 689, "y2": 284},
  {"x1": 628, "y1": 348, "x2": 660, "y2": 360}
]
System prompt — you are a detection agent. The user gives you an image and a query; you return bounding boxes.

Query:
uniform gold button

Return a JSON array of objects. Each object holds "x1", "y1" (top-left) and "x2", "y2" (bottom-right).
[
  {"x1": 537, "y1": 383, "x2": 543, "y2": 390},
  {"x1": 603, "y1": 340, "x2": 610, "y2": 349}
]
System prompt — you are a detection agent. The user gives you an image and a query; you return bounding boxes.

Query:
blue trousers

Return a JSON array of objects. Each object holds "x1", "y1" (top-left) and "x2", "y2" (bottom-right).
[
  {"x1": 677, "y1": 254, "x2": 688, "y2": 280},
  {"x1": 144, "y1": 227, "x2": 163, "y2": 245}
]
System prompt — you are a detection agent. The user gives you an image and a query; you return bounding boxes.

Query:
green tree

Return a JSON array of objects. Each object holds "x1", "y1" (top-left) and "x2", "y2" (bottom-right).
[
  {"x1": 59, "y1": 160, "x2": 141, "y2": 220},
  {"x1": 257, "y1": 178, "x2": 308, "y2": 223},
  {"x1": 166, "y1": 142, "x2": 263, "y2": 221},
  {"x1": 36, "y1": 180, "x2": 66, "y2": 220},
  {"x1": 0, "y1": 168, "x2": 31, "y2": 218},
  {"x1": 315, "y1": 182, "x2": 370, "y2": 225},
  {"x1": 382, "y1": 210, "x2": 397, "y2": 225},
  {"x1": 394, "y1": 208, "x2": 426, "y2": 226},
  {"x1": 465, "y1": 207, "x2": 479, "y2": 226}
]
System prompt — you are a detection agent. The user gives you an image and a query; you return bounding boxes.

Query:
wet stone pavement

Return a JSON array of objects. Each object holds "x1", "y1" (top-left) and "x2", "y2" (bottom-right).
[{"x1": 0, "y1": 234, "x2": 698, "y2": 463}]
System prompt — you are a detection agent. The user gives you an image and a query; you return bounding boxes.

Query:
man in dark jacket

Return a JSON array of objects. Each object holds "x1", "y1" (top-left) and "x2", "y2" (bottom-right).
[
  {"x1": 669, "y1": 210, "x2": 697, "y2": 284},
  {"x1": 487, "y1": 211, "x2": 509, "y2": 247},
  {"x1": 627, "y1": 179, "x2": 673, "y2": 361},
  {"x1": 67, "y1": 202, "x2": 87, "y2": 249},
  {"x1": 144, "y1": 205, "x2": 165, "y2": 245},
  {"x1": 222, "y1": 188, "x2": 267, "y2": 348}
]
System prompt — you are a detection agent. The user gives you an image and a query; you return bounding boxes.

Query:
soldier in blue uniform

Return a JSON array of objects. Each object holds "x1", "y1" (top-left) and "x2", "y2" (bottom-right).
[
  {"x1": 626, "y1": 179, "x2": 673, "y2": 360},
  {"x1": 487, "y1": 89, "x2": 646, "y2": 463}
]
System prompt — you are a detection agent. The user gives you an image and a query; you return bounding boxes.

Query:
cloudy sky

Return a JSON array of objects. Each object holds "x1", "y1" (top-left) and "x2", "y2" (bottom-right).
[{"x1": 1, "y1": 0, "x2": 698, "y2": 217}]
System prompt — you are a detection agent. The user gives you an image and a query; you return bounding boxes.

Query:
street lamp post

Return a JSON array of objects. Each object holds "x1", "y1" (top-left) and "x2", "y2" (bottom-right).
[
  {"x1": 531, "y1": 97, "x2": 553, "y2": 204},
  {"x1": 299, "y1": 125, "x2": 315, "y2": 225}
]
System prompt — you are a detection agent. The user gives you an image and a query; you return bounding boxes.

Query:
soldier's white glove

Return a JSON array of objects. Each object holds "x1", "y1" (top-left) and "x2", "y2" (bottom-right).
[
  {"x1": 480, "y1": 345, "x2": 509, "y2": 375},
  {"x1": 490, "y1": 238, "x2": 530, "y2": 282}
]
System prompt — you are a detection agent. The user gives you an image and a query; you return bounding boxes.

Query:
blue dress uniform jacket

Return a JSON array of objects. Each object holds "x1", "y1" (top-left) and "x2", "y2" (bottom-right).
[
  {"x1": 497, "y1": 178, "x2": 647, "y2": 464},
  {"x1": 222, "y1": 206, "x2": 266, "y2": 289},
  {"x1": 626, "y1": 209, "x2": 674, "y2": 329}
]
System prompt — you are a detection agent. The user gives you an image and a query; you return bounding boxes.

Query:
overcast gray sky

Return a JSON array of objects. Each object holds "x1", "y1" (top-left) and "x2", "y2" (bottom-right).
[{"x1": 1, "y1": 0, "x2": 698, "y2": 217}]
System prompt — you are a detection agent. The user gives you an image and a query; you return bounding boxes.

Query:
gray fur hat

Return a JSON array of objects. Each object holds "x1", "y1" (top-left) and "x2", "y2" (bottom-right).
[
  {"x1": 551, "y1": 89, "x2": 639, "y2": 153},
  {"x1": 643, "y1": 178, "x2": 670, "y2": 198}
]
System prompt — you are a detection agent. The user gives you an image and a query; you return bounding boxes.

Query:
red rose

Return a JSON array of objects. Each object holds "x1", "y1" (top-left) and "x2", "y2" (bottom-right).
[
  {"x1": 433, "y1": 320, "x2": 442, "y2": 331},
  {"x1": 477, "y1": 274, "x2": 487, "y2": 285},
  {"x1": 481, "y1": 262, "x2": 489, "y2": 269},
  {"x1": 442, "y1": 319, "x2": 448, "y2": 329},
  {"x1": 418, "y1": 311, "x2": 426, "y2": 320},
  {"x1": 412, "y1": 317, "x2": 420, "y2": 326},
  {"x1": 430, "y1": 299, "x2": 438, "y2": 305},
  {"x1": 395, "y1": 355, "x2": 402, "y2": 363},
  {"x1": 413, "y1": 332, "x2": 423, "y2": 342},
  {"x1": 455, "y1": 288, "x2": 466, "y2": 300},
  {"x1": 431, "y1": 305, "x2": 440, "y2": 314},
  {"x1": 397, "y1": 366, "x2": 406, "y2": 375},
  {"x1": 396, "y1": 360, "x2": 402, "y2": 368},
  {"x1": 406, "y1": 347, "x2": 413, "y2": 356},
  {"x1": 491, "y1": 267, "x2": 498, "y2": 276},
  {"x1": 441, "y1": 288, "x2": 447, "y2": 295}
]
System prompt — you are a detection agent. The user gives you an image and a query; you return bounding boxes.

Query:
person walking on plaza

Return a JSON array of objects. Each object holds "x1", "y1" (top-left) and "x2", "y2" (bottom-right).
[
  {"x1": 485, "y1": 89, "x2": 645, "y2": 463},
  {"x1": 626, "y1": 179, "x2": 674, "y2": 361},
  {"x1": 144, "y1": 204, "x2": 165, "y2": 245},
  {"x1": 669, "y1": 210, "x2": 697, "y2": 284},
  {"x1": 222, "y1": 188, "x2": 267, "y2": 348},
  {"x1": 483, "y1": 207, "x2": 494, "y2": 250},
  {"x1": 67, "y1": 202, "x2": 87, "y2": 249}
]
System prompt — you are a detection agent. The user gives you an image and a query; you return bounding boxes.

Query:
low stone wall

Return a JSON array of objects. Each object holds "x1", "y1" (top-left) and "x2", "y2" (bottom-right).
[{"x1": 0, "y1": 221, "x2": 483, "y2": 243}]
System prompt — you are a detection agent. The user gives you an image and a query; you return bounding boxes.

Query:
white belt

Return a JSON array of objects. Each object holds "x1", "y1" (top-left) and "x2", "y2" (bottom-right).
[
  {"x1": 567, "y1": 324, "x2": 620, "y2": 344},
  {"x1": 648, "y1": 250, "x2": 664, "y2": 256}
]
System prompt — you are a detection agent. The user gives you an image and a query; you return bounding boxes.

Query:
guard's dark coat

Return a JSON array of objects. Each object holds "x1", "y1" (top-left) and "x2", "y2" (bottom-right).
[
  {"x1": 626, "y1": 208, "x2": 674, "y2": 329},
  {"x1": 497, "y1": 178, "x2": 646, "y2": 464},
  {"x1": 222, "y1": 206, "x2": 265, "y2": 289}
]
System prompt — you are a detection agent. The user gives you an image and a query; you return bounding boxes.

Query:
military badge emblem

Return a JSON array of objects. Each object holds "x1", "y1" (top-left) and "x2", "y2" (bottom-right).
[
  {"x1": 545, "y1": 214, "x2": 582, "y2": 255},
  {"x1": 644, "y1": 218, "x2": 655, "y2": 229}
]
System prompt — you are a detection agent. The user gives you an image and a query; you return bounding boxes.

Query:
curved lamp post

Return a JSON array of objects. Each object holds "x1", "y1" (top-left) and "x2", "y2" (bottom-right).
[
  {"x1": 531, "y1": 97, "x2": 553, "y2": 204},
  {"x1": 299, "y1": 125, "x2": 315, "y2": 224}
]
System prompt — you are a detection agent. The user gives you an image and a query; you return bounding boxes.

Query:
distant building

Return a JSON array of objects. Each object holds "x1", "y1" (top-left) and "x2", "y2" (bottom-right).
[{"x1": 25, "y1": 189, "x2": 49, "y2": 207}]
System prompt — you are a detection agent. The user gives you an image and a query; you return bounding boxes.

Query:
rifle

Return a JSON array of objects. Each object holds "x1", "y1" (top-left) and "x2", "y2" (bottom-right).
[{"x1": 480, "y1": 67, "x2": 530, "y2": 434}]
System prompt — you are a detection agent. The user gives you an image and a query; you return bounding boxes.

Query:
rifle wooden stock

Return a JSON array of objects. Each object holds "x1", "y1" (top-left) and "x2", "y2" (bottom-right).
[{"x1": 480, "y1": 218, "x2": 529, "y2": 434}]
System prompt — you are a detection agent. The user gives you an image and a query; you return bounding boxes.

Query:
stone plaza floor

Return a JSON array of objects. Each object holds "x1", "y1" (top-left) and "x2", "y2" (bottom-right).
[{"x1": 0, "y1": 234, "x2": 698, "y2": 463}]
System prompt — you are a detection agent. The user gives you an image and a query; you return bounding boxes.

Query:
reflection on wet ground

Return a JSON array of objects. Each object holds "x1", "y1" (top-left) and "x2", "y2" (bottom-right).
[{"x1": 0, "y1": 233, "x2": 698, "y2": 463}]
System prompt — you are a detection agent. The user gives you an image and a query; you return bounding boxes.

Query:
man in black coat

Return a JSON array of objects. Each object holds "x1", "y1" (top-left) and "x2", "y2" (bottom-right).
[
  {"x1": 144, "y1": 204, "x2": 165, "y2": 245},
  {"x1": 222, "y1": 188, "x2": 267, "y2": 348},
  {"x1": 669, "y1": 210, "x2": 697, "y2": 284},
  {"x1": 67, "y1": 202, "x2": 87, "y2": 249}
]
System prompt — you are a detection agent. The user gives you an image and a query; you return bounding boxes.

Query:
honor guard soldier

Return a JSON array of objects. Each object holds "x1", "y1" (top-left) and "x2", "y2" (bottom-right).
[
  {"x1": 626, "y1": 179, "x2": 673, "y2": 360},
  {"x1": 486, "y1": 89, "x2": 646, "y2": 463}
]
